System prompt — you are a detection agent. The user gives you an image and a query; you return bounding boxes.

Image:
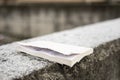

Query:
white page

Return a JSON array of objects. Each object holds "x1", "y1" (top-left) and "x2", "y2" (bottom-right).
[
  {"x1": 18, "y1": 41, "x2": 93, "y2": 55},
  {"x1": 17, "y1": 41, "x2": 93, "y2": 67}
]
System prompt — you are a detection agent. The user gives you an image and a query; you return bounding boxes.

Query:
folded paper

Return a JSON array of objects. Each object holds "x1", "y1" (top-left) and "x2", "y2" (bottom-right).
[{"x1": 17, "y1": 41, "x2": 93, "y2": 67}]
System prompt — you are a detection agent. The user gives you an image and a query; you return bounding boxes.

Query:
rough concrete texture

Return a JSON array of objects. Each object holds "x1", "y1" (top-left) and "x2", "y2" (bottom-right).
[{"x1": 0, "y1": 19, "x2": 120, "y2": 80}]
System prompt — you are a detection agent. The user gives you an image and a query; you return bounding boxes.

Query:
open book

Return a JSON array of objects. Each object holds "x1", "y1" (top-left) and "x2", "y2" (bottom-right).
[{"x1": 17, "y1": 41, "x2": 93, "y2": 67}]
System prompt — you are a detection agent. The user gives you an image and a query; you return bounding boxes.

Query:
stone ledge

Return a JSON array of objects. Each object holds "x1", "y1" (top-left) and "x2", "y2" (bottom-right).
[
  {"x1": 62, "y1": 39, "x2": 120, "y2": 80},
  {"x1": 0, "y1": 18, "x2": 120, "y2": 80}
]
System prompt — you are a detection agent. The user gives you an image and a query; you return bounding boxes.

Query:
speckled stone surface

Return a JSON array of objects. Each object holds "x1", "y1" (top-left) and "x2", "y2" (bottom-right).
[{"x1": 0, "y1": 19, "x2": 120, "y2": 80}]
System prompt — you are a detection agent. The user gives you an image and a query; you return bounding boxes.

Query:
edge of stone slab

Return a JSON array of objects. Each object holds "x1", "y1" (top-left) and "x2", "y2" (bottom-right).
[
  {"x1": 60, "y1": 38, "x2": 120, "y2": 80},
  {"x1": 14, "y1": 38, "x2": 120, "y2": 80}
]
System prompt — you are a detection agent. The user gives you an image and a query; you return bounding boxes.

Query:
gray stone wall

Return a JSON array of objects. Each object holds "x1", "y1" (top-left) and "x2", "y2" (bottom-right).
[
  {"x1": 0, "y1": 5, "x2": 120, "y2": 38},
  {"x1": 0, "y1": 18, "x2": 120, "y2": 80}
]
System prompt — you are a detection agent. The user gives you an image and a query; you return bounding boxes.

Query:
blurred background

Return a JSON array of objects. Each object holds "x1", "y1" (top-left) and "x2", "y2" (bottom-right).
[{"x1": 0, "y1": 0, "x2": 120, "y2": 45}]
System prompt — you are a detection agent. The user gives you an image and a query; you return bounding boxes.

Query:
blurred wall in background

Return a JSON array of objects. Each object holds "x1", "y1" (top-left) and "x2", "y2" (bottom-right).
[{"x1": 0, "y1": 0, "x2": 120, "y2": 39}]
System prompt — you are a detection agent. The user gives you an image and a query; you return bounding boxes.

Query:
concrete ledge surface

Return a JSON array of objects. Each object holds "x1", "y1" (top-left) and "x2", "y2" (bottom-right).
[{"x1": 0, "y1": 18, "x2": 120, "y2": 80}]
